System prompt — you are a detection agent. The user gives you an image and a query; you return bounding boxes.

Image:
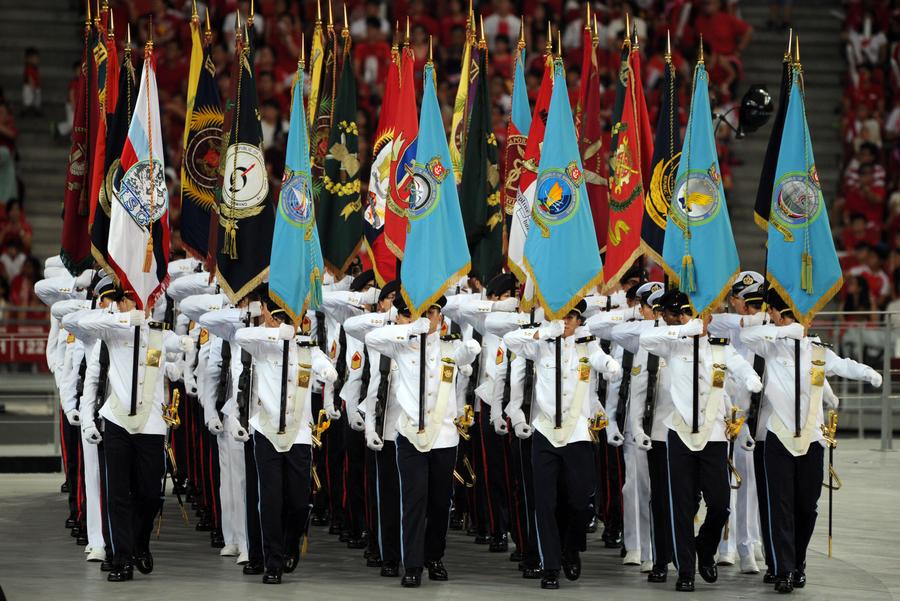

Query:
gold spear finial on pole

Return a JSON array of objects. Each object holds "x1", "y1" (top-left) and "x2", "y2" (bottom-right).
[
  {"x1": 546, "y1": 21, "x2": 552, "y2": 56},
  {"x1": 327, "y1": 0, "x2": 333, "y2": 32},
  {"x1": 480, "y1": 13, "x2": 485, "y2": 42},
  {"x1": 85, "y1": 0, "x2": 91, "y2": 27},
  {"x1": 593, "y1": 14, "x2": 599, "y2": 46},
  {"x1": 316, "y1": 0, "x2": 321, "y2": 23},
  {"x1": 518, "y1": 15, "x2": 526, "y2": 50},
  {"x1": 94, "y1": 0, "x2": 100, "y2": 27},
  {"x1": 108, "y1": 7, "x2": 114, "y2": 38},
  {"x1": 793, "y1": 34, "x2": 800, "y2": 64},
  {"x1": 625, "y1": 12, "x2": 631, "y2": 41},
  {"x1": 698, "y1": 33, "x2": 704, "y2": 64},
  {"x1": 557, "y1": 29, "x2": 561, "y2": 57},
  {"x1": 235, "y1": 10, "x2": 242, "y2": 41},
  {"x1": 299, "y1": 31, "x2": 305, "y2": 69},
  {"x1": 191, "y1": 0, "x2": 197, "y2": 20},
  {"x1": 428, "y1": 35, "x2": 433, "y2": 64},
  {"x1": 585, "y1": 2, "x2": 591, "y2": 32},
  {"x1": 405, "y1": 16, "x2": 410, "y2": 45},
  {"x1": 393, "y1": 20, "x2": 399, "y2": 50},
  {"x1": 248, "y1": 0, "x2": 255, "y2": 27},
  {"x1": 204, "y1": 7, "x2": 212, "y2": 42},
  {"x1": 787, "y1": 28, "x2": 793, "y2": 57},
  {"x1": 127, "y1": 22, "x2": 131, "y2": 48}
]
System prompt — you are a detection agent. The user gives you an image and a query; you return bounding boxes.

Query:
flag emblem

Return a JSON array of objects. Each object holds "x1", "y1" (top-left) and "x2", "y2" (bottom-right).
[
  {"x1": 672, "y1": 169, "x2": 720, "y2": 227},
  {"x1": 647, "y1": 152, "x2": 680, "y2": 230},
  {"x1": 409, "y1": 157, "x2": 448, "y2": 220},
  {"x1": 223, "y1": 143, "x2": 268, "y2": 209},
  {"x1": 535, "y1": 170, "x2": 578, "y2": 224},
  {"x1": 183, "y1": 121, "x2": 222, "y2": 207},
  {"x1": 774, "y1": 173, "x2": 821, "y2": 228},
  {"x1": 280, "y1": 170, "x2": 313, "y2": 225},
  {"x1": 119, "y1": 159, "x2": 167, "y2": 226}
]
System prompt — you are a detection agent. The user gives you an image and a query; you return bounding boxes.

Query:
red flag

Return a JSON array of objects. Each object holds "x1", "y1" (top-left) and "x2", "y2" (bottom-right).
[
  {"x1": 384, "y1": 46, "x2": 417, "y2": 260},
  {"x1": 579, "y1": 31, "x2": 610, "y2": 253},
  {"x1": 604, "y1": 44, "x2": 654, "y2": 289},
  {"x1": 88, "y1": 26, "x2": 118, "y2": 230},
  {"x1": 574, "y1": 17, "x2": 593, "y2": 135},
  {"x1": 60, "y1": 22, "x2": 93, "y2": 274}
]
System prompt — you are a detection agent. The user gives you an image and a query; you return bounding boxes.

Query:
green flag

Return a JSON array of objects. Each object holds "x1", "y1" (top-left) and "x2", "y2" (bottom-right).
[
  {"x1": 459, "y1": 48, "x2": 502, "y2": 283},
  {"x1": 316, "y1": 33, "x2": 363, "y2": 277}
]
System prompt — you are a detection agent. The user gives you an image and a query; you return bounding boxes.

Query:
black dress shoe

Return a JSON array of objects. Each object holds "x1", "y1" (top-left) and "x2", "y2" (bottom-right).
[
  {"x1": 602, "y1": 528, "x2": 623, "y2": 548},
  {"x1": 509, "y1": 549, "x2": 523, "y2": 562},
  {"x1": 448, "y1": 516, "x2": 464, "y2": 530},
  {"x1": 76, "y1": 531, "x2": 89, "y2": 546},
  {"x1": 562, "y1": 551, "x2": 581, "y2": 581},
  {"x1": 792, "y1": 569, "x2": 806, "y2": 588},
  {"x1": 65, "y1": 517, "x2": 76, "y2": 529},
  {"x1": 764, "y1": 571, "x2": 776, "y2": 584},
  {"x1": 474, "y1": 534, "x2": 490, "y2": 545},
  {"x1": 647, "y1": 567, "x2": 667, "y2": 583},
  {"x1": 100, "y1": 559, "x2": 114, "y2": 572},
  {"x1": 311, "y1": 513, "x2": 329, "y2": 527},
  {"x1": 107, "y1": 565, "x2": 134, "y2": 582},
  {"x1": 366, "y1": 556, "x2": 383, "y2": 568},
  {"x1": 675, "y1": 576, "x2": 695, "y2": 592},
  {"x1": 195, "y1": 518, "x2": 212, "y2": 532},
  {"x1": 401, "y1": 567, "x2": 422, "y2": 587},
  {"x1": 698, "y1": 562, "x2": 717, "y2": 583},
  {"x1": 489, "y1": 534, "x2": 508, "y2": 553},
  {"x1": 347, "y1": 536, "x2": 368, "y2": 549},
  {"x1": 134, "y1": 551, "x2": 154, "y2": 574},
  {"x1": 522, "y1": 567, "x2": 542, "y2": 579},
  {"x1": 243, "y1": 562, "x2": 264, "y2": 575},
  {"x1": 210, "y1": 530, "x2": 225, "y2": 548},
  {"x1": 540, "y1": 569, "x2": 560, "y2": 589},
  {"x1": 380, "y1": 562, "x2": 400, "y2": 577},
  {"x1": 262, "y1": 570, "x2": 282, "y2": 584},
  {"x1": 283, "y1": 554, "x2": 298, "y2": 573},
  {"x1": 61, "y1": 482, "x2": 69, "y2": 494},
  {"x1": 425, "y1": 559, "x2": 448, "y2": 581},
  {"x1": 339, "y1": 530, "x2": 351, "y2": 543},
  {"x1": 586, "y1": 516, "x2": 598, "y2": 533},
  {"x1": 774, "y1": 577, "x2": 794, "y2": 593},
  {"x1": 71, "y1": 523, "x2": 82, "y2": 538}
]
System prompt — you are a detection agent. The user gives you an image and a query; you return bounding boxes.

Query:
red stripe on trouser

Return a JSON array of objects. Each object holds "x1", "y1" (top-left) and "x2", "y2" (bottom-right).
[
  {"x1": 502, "y1": 422, "x2": 523, "y2": 545},
  {"x1": 76, "y1": 442, "x2": 85, "y2": 521},
  {"x1": 207, "y1": 437, "x2": 219, "y2": 523},
  {"x1": 59, "y1": 412, "x2": 69, "y2": 473}
]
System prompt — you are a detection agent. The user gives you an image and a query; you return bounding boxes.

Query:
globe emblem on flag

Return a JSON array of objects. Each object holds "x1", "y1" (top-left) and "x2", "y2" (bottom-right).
[
  {"x1": 672, "y1": 171, "x2": 720, "y2": 227},
  {"x1": 535, "y1": 169, "x2": 578, "y2": 225},
  {"x1": 280, "y1": 170, "x2": 312, "y2": 225},
  {"x1": 223, "y1": 143, "x2": 269, "y2": 210},
  {"x1": 408, "y1": 157, "x2": 446, "y2": 221},
  {"x1": 118, "y1": 158, "x2": 168, "y2": 228},
  {"x1": 773, "y1": 174, "x2": 821, "y2": 227}
]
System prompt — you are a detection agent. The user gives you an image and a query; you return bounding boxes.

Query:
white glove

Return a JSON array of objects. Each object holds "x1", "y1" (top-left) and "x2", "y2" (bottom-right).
[
  {"x1": 409, "y1": 317, "x2": 431, "y2": 336},
  {"x1": 627, "y1": 305, "x2": 643, "y2": 321},
  {"x1": 742, "y1": 311, "x2": 767, "y2": 327},
  {"x1": 464, "y1": 339, "x2": 482, "y2": 356},
  {"x1": 606, "y1": 424, "x2": 624, "y2": 447},
  {"x1": 366, "y1": 430, "x2": 384, "y2": 451},
  {"x1": 778, "y1": 323, "x2": 805, "y2": 340},
  {"x1": 325, "y1": 403, "x2": 342, "y2": 420},
  {"x1": 493, "y1": 297, "x2": 519, "y2": 313},
  {"x1": 83, "y1": 424, "x2": 102, "y2": 444},
  {"x1": 65, "y1": 409, "x2": 81, "y2": 426},
  {"x1": 603, "y1": 358, "x2": 623, "y2": 381},
  {"x1": 348, "y1": 410, "x2": 365, "y2": 432},
  {"x1": 538, "y1": 320, "x2": 565, "y2": 340},
  {"x1": 493, "y1": 416, "x2": 508, "y2": 435},
  {"x1": 226, "y1": 415, "x2": 249, "y2": 442},
  {"x1": 738, "y1": 427, "x2": 755, "y2": 452},
  {"x1": 180, "y1": 335, "x2": 194, "y2": 353},
  {"x1": 320, "y1": 365, "x2": 339, "y2": 384},
  {"x1": 359, "y1": 288, "x2": 380, "y2": 306},
  {"x1": 129, "y1": 309, "x2": 145, "y2": 327},
  {"x1": 207, "y1": 416, "x2": 224, "y2": 435},
  {"x1": 634, "y1": 431, "x2": 652, "y2": 451},
  {"x1": 387, "y1": 306, "x2": 398, "y2": 323},
  {"x1": 867, "y1": 369, "x2": 883, "y2": 388},
  {"x1": 277, "y1": 323, "x2": 295, "y2": 340},
  {"x1": 746, "y1": 376, "x2": 763, "y2": 394},
  {"x1": 248, "y1": 301, "x2": 262, "y2": 318},
  {"x1": 74, "y1": 269, "x2": 96, "y2": 289},
  {"x1": 513, "y1": 422, "x2": 533, "y2": 439},
  {"x1": 458, "y1": 364, "x2": 473, "y2": 377},
  {"x1": 679, "y1": 318, "x2": 703, "y2": 337}
]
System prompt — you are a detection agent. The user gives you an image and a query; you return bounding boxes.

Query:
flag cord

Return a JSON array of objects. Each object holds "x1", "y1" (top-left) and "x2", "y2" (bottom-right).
[
  {"x1": 143, "y1": 45, "x2": 155, "y2": 273},
  {"x1": 223, "y1": 43, "x2": 245, "y2": 260},
  {"x1": 798, "y1": 68, "x2": 814, "y2": 294},
  {"x1": 679, "y1": 63, "x2": 699, "y2": 294}
]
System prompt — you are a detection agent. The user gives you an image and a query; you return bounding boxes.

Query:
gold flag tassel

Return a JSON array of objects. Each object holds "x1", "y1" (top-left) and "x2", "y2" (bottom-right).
[
  {"x1": 301, "y1": 532, "x2": 310, "y2": 556},
  {"x1": 222, "y1": 218, "x2": 239, "y2": 259},
  {"x1": 680, "y1": 254, "x2": 696, "y2": 293},
  {"x1": 801, "y1": 250, "x2": 813, "y2": 293}
]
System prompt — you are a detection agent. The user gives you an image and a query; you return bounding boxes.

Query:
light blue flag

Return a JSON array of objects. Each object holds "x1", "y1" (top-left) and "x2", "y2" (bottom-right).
[
  {"x1": 766, "y1": 68, "x2": 842, "y2": 325},
  {"x1": 270, "y1": 69, "x2": 325, "y2": 321},
  {"x1": 662, "y1": 62, "x2": 739, "y2": 315},
  {"x1": 511, "y1": 47, "x2": 531, "y2": 135},
  {"x1": 523, "y1": 58, "x2": 602, "y2": 320},
  {"x1": 400, "y1": 63, "x2": 471, "y2": 318}
]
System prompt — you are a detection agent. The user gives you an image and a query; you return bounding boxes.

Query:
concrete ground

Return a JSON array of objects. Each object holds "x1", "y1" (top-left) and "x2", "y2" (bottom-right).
[{"x1": 0, "y1": 438, "x2": 898, "y2": 600}]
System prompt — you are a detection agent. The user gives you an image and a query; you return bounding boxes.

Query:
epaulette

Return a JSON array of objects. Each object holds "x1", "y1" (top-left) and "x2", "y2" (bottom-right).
[
  {"x1": 810, "y1": 339, "x2": 833, "y2": 349},
  {"x1": 441, "y1": 333, "x2": 461, "y2": 342},
  {"x1": 575, "y1": 335, "x2": 596, "y2": 344},
  {"x1": 148, "y1": 320, "x2": 170, "y2": 331},
  {"x1": 708, "y1": 337, "x2": 729, "y2": 346},
  {"x1": 296, "y1": 339, "x2": 319, "y2": 348}
]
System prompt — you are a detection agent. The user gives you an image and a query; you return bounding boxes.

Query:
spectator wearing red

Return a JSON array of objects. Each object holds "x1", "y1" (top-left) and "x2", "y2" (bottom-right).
[
  {"x1": 0, "y1": 102, "x2": 16, "y2": 205},
  {"x1": 842, "y1": 212, "x2": 882, "y2": 251},
  {"x1": 354, "y1": 16, "x2": 392, "y2": 95},
  {"x1": 0, "y1": 200, "x2": 32, "y2": 253},
  {"x1": 156, "y1": 38, "x2": 190, "y2": 99},
  {"x1": 482, "y1": 0, "x2": 518, "y2": 52},
  {"x1": 842, "y1": 162, "x2": 886, "y2": 224},
  {"x1": 694, "y1": 0, "x2": 752, "y2": 77},
  {"x1": 849, "y1": 244, "x2": 891, "y2": 307}
]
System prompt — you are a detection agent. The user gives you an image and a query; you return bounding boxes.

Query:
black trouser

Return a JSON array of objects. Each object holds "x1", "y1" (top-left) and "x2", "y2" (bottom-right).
[
  {"x1": 532, "y1": 432, "x2": 595, "y2": 572},
  {"x1": 253, "y1": 432, "x2": 311, "y2": 574},
  {"x1": 452, "y1": 436, "x2": 475, "y2": 525},
  {"x1": 396, "y1": 436, "x2": 456, "y2": 570},
  {"x1": 97, "y1": 439, "x2": 111, "y2": 553},
  {"x1": 647, "y1": 440, "x2": 672, "y2": 569},
  {"x1": 344, "y1": 420, "x2": 367, "y2": 538},
  {"x1": 326, "y1": 414, "x2": 345, "y2": 529},
  {"x1": 510, "y1": 434, "x2": 540, "y2": 566},
  {"x1": 102, "y1": 420, "x2": 165, "y2": 569},
  {"x1": 376, "y1": 440, "x2": 401, "y2": 564},
  {"x1": 762, "y1": 432, "x2": 824, "y2": 578},
  {"x1": 365, "y1": 447, "x2": 380, "y2": 558},
  {"x1": 245, "y1": 434, "x2": 263, "y2": 566},
  {"x1": 61, "y1": 416, "x2": 80, "y2": 521},
  {"x1": 665, "y1": 431, "x2": 729, "y2": 578},
  {"x1": 310, "y1": 392, "x2": 328, "y2": 517},
  {"x1": 170, "y1": 383, "x2": 189, "y2": 489},
  {"x1": 470, "y1": 414, "x2": 489, "y2": 536},
  {"x1": 753, "y1": 440, "x2": 772, "y2": 572},
  {"x1": 477, "y1": 404, "x2": 510, "y2": 539},
  {"x1": 603, "y1": 437, "x2": 625, "y2": 536}
]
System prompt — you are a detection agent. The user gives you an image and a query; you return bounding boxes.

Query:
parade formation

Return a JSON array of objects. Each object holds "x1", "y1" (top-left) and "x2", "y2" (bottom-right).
[{"x1": 34, "y1": 0, "x2": 886, "y2": 596}]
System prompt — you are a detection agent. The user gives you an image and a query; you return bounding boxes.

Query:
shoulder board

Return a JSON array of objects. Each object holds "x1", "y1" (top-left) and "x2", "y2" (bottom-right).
[
  {"x1": 810, "y1": 339, "x2": 833, "y2": 349},
  {"x1": 296, "y1": 339, "x2": 319, "y2": 348},
  {"x1": 575, "y1": 335, "x2": 596, "y2": 344},
  {"x1": 708, "y1": 337, "x2": 729, "y2": 346},
  {"x1": 519, "y1": 323, "x2": 538, "y2": 330},
  {"x1": 148, "y1": 321, "x2": 170, "y2": 331},
  {"x1": 441, "y1": 333, "x2": 461, "y2": 342}
]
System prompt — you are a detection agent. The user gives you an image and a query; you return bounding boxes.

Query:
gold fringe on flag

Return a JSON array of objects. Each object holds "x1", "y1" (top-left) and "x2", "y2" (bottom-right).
[{"x1": 680, "y1": 254, "x2": 696, "y2": 293}]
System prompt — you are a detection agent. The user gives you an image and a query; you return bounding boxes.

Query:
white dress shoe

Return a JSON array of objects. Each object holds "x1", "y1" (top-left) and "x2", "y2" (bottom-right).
[
  {"x1": 754, "y1": 543, "x2": 766, "y2": 563},
  {"x1": 220, "y1": 544, "x2": 240, "y2": 557},
  {"x1": 717, "y1": 552, "x2": 736, "y2": 566},
  {"x1": 623, "y1": 550, "x2": 641, "y2": 565},
  {"x1": 84, "y1": 545, "x2": 92, "y2": 554},
  {"x1": 87, "y1": 547, "x2": 106, "y2": 562},
  {"x1": 740, "y1": 554, "x2": 760, "y2": 574},
  {"x1": 640, "y1": 560, "x2": 654, "y2": 573},
  {"x1": 236, "y1": 551, "x2": 249, "y2": 565}
]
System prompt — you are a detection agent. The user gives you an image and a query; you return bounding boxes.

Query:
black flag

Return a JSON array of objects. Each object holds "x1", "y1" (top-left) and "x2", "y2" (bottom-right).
[{"x1": 753, "y1": 50, "x2": 792, "y2": 230}]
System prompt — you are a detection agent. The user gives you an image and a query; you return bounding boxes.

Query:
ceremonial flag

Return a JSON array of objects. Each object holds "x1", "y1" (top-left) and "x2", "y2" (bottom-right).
[
  {"x1": 363, "y1": 43, "x2": 400, "y2": 285},
  {"x1": 524, "y1": 58, "x2": 603, "y2": 319},
  {"x1": 574, "y1": 7, "x2": 593, "y2": 134},
  {"x1": 214, "y1": 26, "x2": 275, "y2": 303},
  {"x1": 579, "y1": 22, "x2": 610, "y2": 253},
  {"x1": 508, "y1": 52, "x2": 552, "y2": 287},
  {"x1": 755, "y1": 35, "x2": 793, "y2": 230},
  {"x1": 502, "y1": 27, "x2": 530, "y2": 222},
  {"x1": 459, "y1": 46, "x2": 502, "y2": 283},
  {"x1": 384, "y1": 45, "x2": 417, "y2": 259},
  {"x1": 60, "y1": 15, "x2": 93, "y2": 274},
  {"x1": 270, "y1": 65, "x2": 325, "y2": 322},
  {"x1": 107, "y1": 43, "x2": 170, "y2": 310},
  {"x1": 311, "y1": 15, "x2": 338, "y2": 180},
  {"x1": 317, "y1": 27, "x2": 363, "y2": 277},
  {"x1": 449, "y1": 12, "x2": 475, "y2": 181},
  {"x1": 766, "y1": 63, "x2": 842, "y2": 325},
  {"x1": 641, "y1": 49, "x2": 681, "y2": 266},
  {"x1": 88, "y1": 14, "x2": 116, "y2": 235},
  {"x1": 662, "y1": 60, "x2": 739, "y2": 316},
  {"x1": 181, "y1": 13, "x2": 223, "y2": 258},
  {"x1": 400, "y1": 62, "x2": 471, "y2": 318},
  {"x1": 604, "y1": 38, "x2": 653, "y2": 289},
  {"x1": 91, "y1": 37, "x2": 133, "y2": 275},
  {"x1": 307, "y1": 3, "x2": 326, "y2": 129}
]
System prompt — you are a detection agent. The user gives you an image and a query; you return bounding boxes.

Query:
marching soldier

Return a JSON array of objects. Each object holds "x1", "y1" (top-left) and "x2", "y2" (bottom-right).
[
  {"x1": 740, "y1": 290, "x2": 881, "y2": 593},
  {"x1": 236, "y1": 299, "x2": 338, "y2": 584},
  {"x1": 365, "y1": 295, "x2": 481, "y2": 588},
  {"x1": 503, "y1": 299, "x2": 622, "y2": 590},
  {"x1": 639, "y1": 294, "x2": 762, "y2": 592}
]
